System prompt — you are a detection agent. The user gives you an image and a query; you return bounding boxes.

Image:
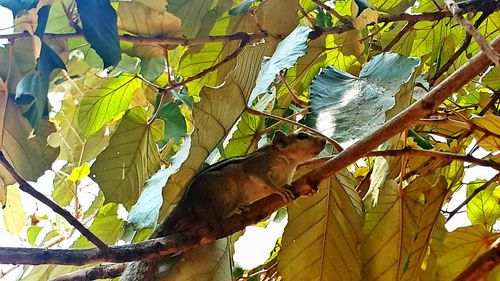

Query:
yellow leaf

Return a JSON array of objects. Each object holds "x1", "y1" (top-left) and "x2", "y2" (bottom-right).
[
  {"x1": 67, "y1": 163, "x2": 91, "y2": 182},
  {"x1": 436, "y1": 225, "x2": 500, "y2": 280},
  {"x1": 472, "y1": 113, "x2": 500, "y2": 151},
  {"x1": 3, "y1": 184, "x2": 26, "y2": 235},
  {"x1": 279, "y1": 165, "x2": 364, "y2": 280}
]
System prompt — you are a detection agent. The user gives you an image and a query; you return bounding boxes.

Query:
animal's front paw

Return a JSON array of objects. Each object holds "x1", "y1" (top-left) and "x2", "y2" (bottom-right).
[{"x1": 275, "y1": 186, "x2": 295, "y2": 202}]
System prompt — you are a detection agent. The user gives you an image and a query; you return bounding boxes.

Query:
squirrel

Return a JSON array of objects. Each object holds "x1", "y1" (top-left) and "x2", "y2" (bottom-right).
[{"x1": 121, "y1": 131, "x2": 326, "y2": 281}]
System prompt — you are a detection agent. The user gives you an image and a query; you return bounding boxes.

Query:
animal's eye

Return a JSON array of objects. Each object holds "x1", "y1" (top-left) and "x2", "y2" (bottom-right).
[{"x1": 297, "y1": 132, "x2": 309, "y2": 140}]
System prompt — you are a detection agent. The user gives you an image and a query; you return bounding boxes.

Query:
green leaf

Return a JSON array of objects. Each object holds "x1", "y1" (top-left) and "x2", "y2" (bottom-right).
[
  {"x1": 76, "y1": 0, "x2": 121, "y2": 67},
  {"x1": 27, "y1": 226, "x2": 42, "y2": 245},
  {"x1": 3, "y1": 185, "x2": 26, "y2": 234},
  {"x1": 15, "y1": 42, "x2": 64, "y2": 129},
  {"x1": 316, "y1": 8, "x2": 333, "y2": 28},
  {"x1": 370, "y1": 0, "x2": 417, "y2": 15},
  {"x1": 68, "y1": 163, "x2": 91, "y2": 182},
  {"x1": 306, "y1": 53, "x2": 420, "y2": 146},
  {"x1": 140, "y1": 57, "x2": 165, "y2": 81},
  {"x1": 52, "y1": 167, "x2": 74, "y2": 207},
  {"x1": 91, "y1": 107, "x2": 161, "y2": 209},
  {"x1": 83, "y1": 191, "x2": 105, "y2": 219},
  {"x1": 221, "y1": 113, "x2": 262, "y2": 159},
  {"x1": 167, "y1": 0, "x2": 218, "y2": 38},
  {"x1": 250, "y1": 25, "x2": 312, "y2": 102},
  {"x1": 72, "y1": 203, "x2": 124, "y2": 248},
  {"x1": 360, "y1": 178, "x2": 431, "y2": 281},
  {"x1": 279, "y1": 166, "x2": 364, "y2": 281},
  {"x1": 20, "y1": 265, "x2": 79, "y2": 281},
  {"x1": 78, "y1": 75, "x2": 142, "y2": 136},
  {"x1": 156, "y1": 102, "x2": 187, "y2": 147},
  {"x1": 47, "y1": 92, "x2": 110, "y2": 163},
  {"x1": 466, "y1": 180, "x2": 500, "y2": 229},
  {"x1": 401, "y1": 177, "x2": 448, "y2": 280}
]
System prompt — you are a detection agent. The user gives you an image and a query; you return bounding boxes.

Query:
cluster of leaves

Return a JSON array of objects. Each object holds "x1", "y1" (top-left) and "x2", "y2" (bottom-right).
[{"x1": 0, "y1": 0, "x2": 498, "y2": 280}]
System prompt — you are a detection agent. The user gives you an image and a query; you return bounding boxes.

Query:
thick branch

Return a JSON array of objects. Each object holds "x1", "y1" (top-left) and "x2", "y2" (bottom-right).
[
  {"x1": 429, "y1": 9, "x2": 490, "y2": 85},
  {"x1": 445, "y1": 0, "x2": 500, "y2": 66},
  {"x1": 0, "y1": 153, "x2": 108, "y2": 251}
]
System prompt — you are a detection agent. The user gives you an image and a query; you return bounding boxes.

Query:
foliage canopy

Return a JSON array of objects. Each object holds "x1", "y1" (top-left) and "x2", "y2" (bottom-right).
[{"x1": 0, "y1": 0, "x2": 498, "y2": 280}]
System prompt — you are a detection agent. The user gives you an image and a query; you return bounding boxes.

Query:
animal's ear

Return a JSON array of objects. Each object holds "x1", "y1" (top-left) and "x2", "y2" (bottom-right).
[{"x1": 272, "y1": 130, "x2": 287, "y2": 145}]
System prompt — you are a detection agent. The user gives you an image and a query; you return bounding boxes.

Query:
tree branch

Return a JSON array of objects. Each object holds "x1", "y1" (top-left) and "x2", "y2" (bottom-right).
[
  {"x1": 446, "y1": 173, "x2": 500, "y2": 221},
  {"x1": 429, "y1": 9, "x2": 490, "y2": 86},
  {"x1": 0, "y1": 153, "x2": 108, "y2": 251},
  {"x1": 445, "y1": 0, "x2": 500, "y2": 66}
]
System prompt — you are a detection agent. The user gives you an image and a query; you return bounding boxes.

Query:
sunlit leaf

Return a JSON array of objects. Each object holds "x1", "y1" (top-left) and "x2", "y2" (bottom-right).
[
  {"x1": 79, "y1": 75, "x2": 142, "y2": 136},
  {"x1": 466, "y1": 180, "x2": 500, "y2": 229},
  {"x1": 48, "y1": 92, "x2": 110, "y2": 163},
  {"x1": 158, "y1": 238, "x2": 231, "y2": 280},
  {"x1": 436, "y1": 225, "x2": 500, "y2": 281},
  {"x1": 91, "y1": 107, "x2": 161, "y2": 209},
  {"x1": 471, "y1": 113, "x2": 500, "y2": 151}
]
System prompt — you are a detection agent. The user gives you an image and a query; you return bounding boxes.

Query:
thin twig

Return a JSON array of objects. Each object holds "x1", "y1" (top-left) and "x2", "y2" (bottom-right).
[
  {"x1": 382, "y1": 20, "x2": 416, "y2": 52},
  {"x1": 312, "y1": 0, "x2": 348, "y2": 23},
  {"x1": 245, "y1": 107, "x2": 344, "y2": 152},
  {"x1": 445, "y1": 0, "x2": 500, "y2": 66},
  {"x1": 0, "y1": 152, "x2": 108, "y2": 251},
  {"x1": 429, "y1": 9, "x2": 491, "y2": 86},
  {"x1": 446, "y1": 174, "x2": 499, "y2": 221},
  {"x1": 368, "y1": 148, "x2": 500, "y2": 170},
  {"x1": 161, "y1": 33, "x2": 251, "y2": 92}
]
